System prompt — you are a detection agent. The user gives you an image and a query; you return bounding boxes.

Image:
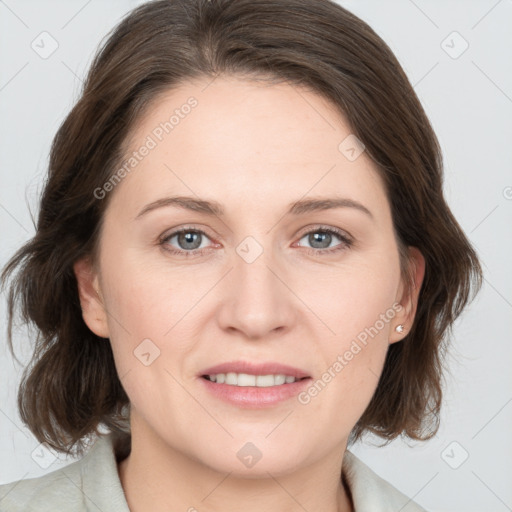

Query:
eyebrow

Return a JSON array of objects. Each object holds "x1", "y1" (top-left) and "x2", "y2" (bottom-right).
[{"x1": 135, "y1": 195, "x2": 373, "y2": 220}]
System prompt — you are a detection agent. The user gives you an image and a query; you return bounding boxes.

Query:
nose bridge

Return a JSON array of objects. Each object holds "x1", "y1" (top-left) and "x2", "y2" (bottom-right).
[
  {"x1": 234, "y1": 234, "x2": 281, "y2": 309},
  {"x1": 217, "y1": 234, "x2": 295, "y2": 338},
  {"x1": 235, "y1": 237, "x2": 276, "y2": 298}
]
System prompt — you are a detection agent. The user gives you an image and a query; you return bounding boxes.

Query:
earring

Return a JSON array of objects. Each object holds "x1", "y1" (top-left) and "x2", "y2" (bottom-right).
[{"x1": 395, "y1": 324, "x2": 405, "y2": 333}]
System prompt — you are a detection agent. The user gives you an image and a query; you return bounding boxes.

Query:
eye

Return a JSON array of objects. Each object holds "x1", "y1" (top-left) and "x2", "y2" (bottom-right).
[
  {"x1": 160, "y1": 227, "x2": 216, "y2": 257},
  {"x1": 159, "y1": 225, "x2": 353, "y2": 258},
  {"x1": 295, "y1": 226, "x2": 353, "y2": 255}
]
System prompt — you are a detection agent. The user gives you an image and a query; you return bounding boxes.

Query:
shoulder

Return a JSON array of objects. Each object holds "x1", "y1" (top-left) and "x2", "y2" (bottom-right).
[
  {"x1": 342, "y1": 450, "x2": 428, "y2": 512},
  {"x1": 0, "y1": 434, "x2": 130, "y2": 512}
]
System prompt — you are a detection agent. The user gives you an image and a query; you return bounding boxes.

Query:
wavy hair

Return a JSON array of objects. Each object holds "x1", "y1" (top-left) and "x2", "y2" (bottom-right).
[{"x1": 1, "y1": 0, "x2": 482, "y2": 455}]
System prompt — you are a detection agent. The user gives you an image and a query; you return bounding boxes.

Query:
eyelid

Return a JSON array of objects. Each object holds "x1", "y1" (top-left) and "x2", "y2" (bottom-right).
[
  {"x1": 293, "y1": 225, "x2": 354, "y2": 255},
  {"x1": 159, "y1": 224, "x2": 216, "y2": 243},
  {"x1": 159, "y1": 224, "x2": 353, "y2": 256},
  {"x1": 295, "y1": 224, "x2": 353, "y2": 242}
]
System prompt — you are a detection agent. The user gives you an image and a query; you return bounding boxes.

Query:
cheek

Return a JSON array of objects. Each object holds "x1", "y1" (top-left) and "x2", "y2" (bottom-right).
[
  {"x1": 97, "y1": 245, "x2": 220, "y2": 396},
  {"x1": 100, "y1": 246, "x2": 196, "y2": 334},
  {"x1": 301, "y1": 251, "x2": 400, "y2": 341},
  {"x1": 295, "y1": 256, "x2": 399, "y2": 418}
]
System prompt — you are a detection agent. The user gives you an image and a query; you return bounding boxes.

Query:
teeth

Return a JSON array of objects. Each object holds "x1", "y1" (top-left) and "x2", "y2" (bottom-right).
[{"x1": 206, "y1": 372, "x2": 300, "y2": 387}]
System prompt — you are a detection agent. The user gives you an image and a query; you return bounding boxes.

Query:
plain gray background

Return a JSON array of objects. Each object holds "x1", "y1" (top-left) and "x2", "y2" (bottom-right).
[{"x1": 1, "y1": 1, "x2": 511, "y2": 511}]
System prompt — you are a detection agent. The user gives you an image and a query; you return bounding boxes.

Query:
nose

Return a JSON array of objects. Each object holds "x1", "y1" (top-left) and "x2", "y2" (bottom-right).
[{"x1": 216, "y1": 243, "x2": 297, "y2": 340}]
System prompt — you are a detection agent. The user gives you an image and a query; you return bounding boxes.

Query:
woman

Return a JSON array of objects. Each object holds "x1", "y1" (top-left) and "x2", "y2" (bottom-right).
[{"x1": 0, "y1": 0, "x2": 482, "y2": 510}]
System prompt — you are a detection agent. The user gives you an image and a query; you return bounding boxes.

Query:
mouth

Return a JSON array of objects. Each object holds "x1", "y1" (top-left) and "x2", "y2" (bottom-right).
[
  {"x1": 201, "y1": 373, "x2": 310, "y2": 387},
  {"x1": 201, "y1": 372, "x2": 310, "y2": 388},
  {"x1": 198, "y1": 360, "x2": 311, "y2": 384},
  {"x1": 197, "y1": 361, "x2": 312, "y2": 408}
]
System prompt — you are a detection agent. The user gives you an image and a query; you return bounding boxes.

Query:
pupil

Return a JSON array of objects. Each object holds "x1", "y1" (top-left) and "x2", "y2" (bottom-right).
[
  {"x1": 309, "y1": 232, "x2": 331, "y2": 249},
  {"x1": 179, "y1": 231, "x2": 201, "y2": 250}
]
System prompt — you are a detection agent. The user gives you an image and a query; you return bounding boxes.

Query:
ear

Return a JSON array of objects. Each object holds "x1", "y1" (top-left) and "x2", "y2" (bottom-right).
[
  {"x1": 389, "y1": 246, "x2": 425, "y2": 344},
  {"x1": 73, "y1": 257, "x2": 110, "y2": 339}
]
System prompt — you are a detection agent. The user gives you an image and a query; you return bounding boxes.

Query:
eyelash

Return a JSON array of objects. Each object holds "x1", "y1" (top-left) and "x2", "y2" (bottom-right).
[{"x1": 159, "y1": 225, "x2": 353, "y2": 258}]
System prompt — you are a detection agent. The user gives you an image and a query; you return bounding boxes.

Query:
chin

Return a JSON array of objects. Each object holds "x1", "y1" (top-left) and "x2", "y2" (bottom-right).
[
  {"x1": 207, "y1": 455, "x2": 306, "y2": 479},
  {"x1": 190, "y1": 437, "x2": 311, "y2": 478}
]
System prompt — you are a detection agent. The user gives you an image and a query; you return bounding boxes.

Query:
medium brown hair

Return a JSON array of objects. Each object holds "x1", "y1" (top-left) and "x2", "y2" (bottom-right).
[{"x1": 2, "y1": 0, "x2": 482, "y2": 455}]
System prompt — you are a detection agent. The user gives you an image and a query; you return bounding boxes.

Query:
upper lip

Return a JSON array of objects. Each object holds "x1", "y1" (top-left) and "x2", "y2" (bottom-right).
[{"x1": 199, "y1": 361, "x2": 311, "y2": 379}]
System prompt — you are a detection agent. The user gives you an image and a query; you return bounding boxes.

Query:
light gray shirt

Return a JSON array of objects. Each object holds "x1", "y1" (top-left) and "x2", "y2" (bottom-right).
[{"x1": 0, "y1": 433, "x2": 427, "y2": 511}]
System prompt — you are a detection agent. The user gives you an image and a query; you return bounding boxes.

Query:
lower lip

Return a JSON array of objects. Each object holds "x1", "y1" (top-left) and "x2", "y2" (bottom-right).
[{"x1": 199, "y1": 376, "x2": 312, "y2": 408}]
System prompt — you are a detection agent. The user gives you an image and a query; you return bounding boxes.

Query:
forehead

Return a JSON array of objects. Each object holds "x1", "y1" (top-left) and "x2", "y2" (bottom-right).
[{"x1": 109, "y1": 75, "x2": 388, "y2": 218}]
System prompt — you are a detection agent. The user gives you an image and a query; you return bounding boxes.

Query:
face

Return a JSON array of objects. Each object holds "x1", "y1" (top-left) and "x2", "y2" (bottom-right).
[{"x1": 75, "y1": 75, "x2": 423, "y2": 476}]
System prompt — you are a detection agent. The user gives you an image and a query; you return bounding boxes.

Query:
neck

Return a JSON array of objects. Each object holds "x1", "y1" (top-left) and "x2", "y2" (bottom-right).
[{"x1": 117, "y1": 414, "x2": 354, "y2": 512}]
